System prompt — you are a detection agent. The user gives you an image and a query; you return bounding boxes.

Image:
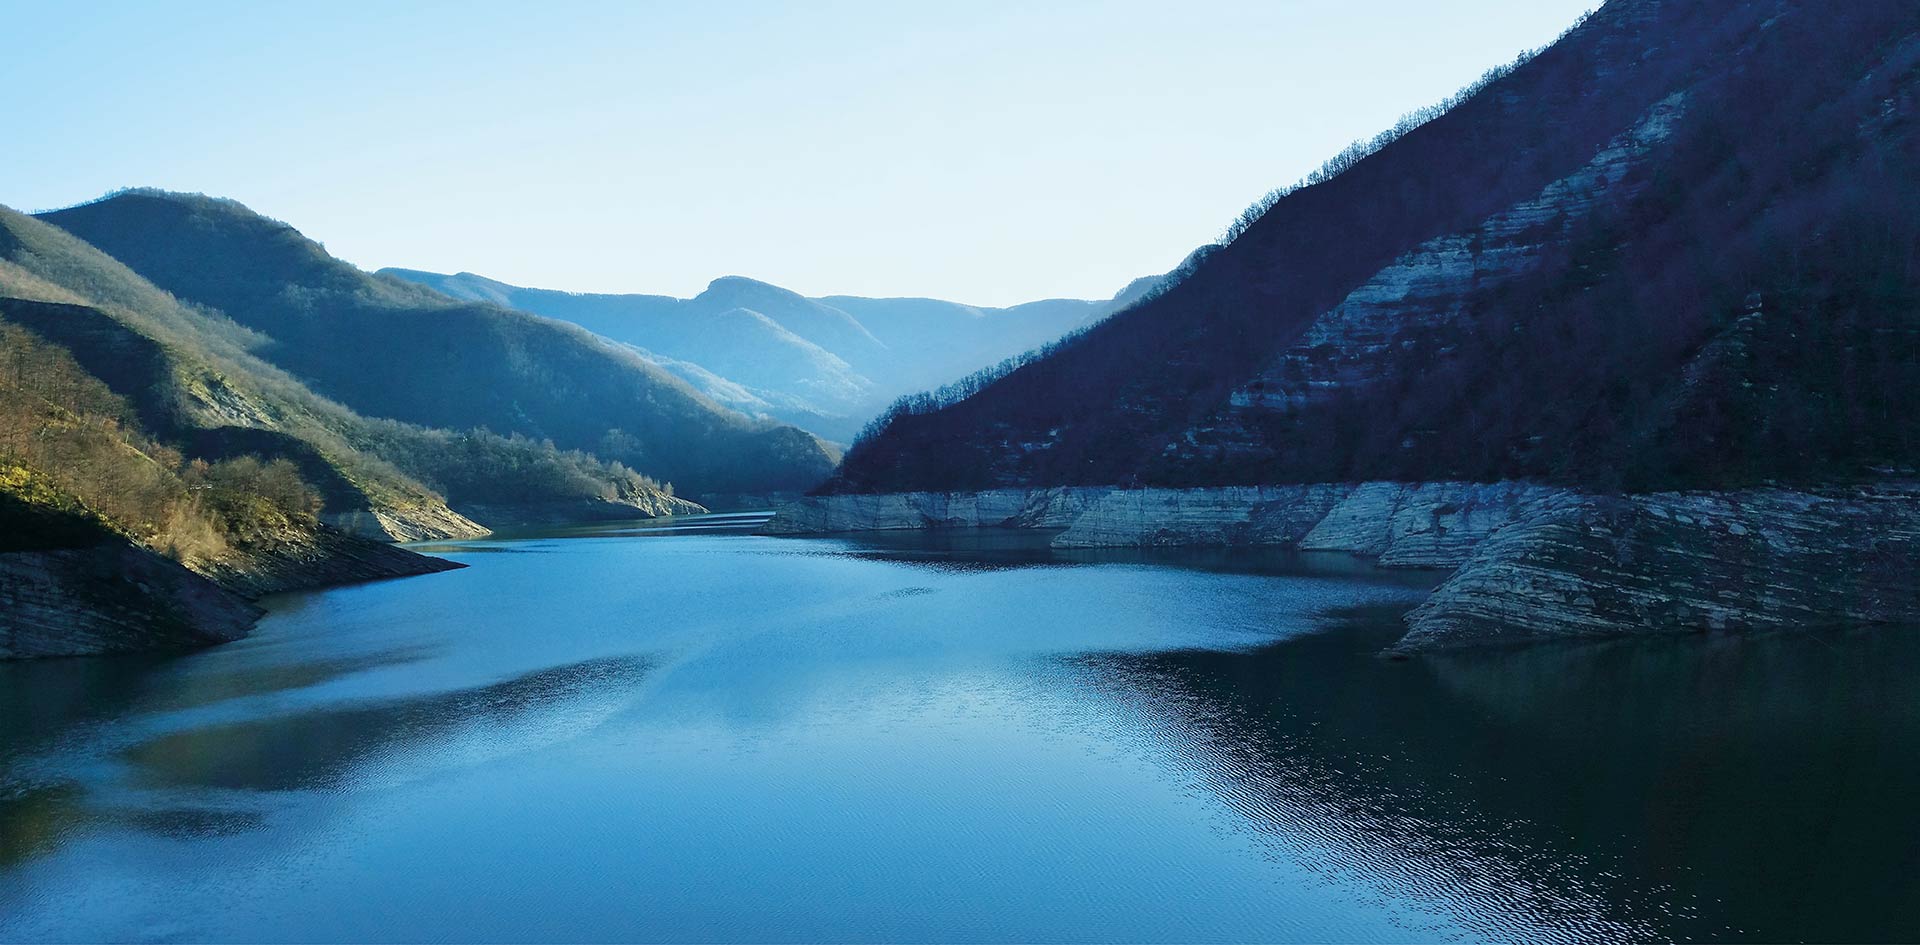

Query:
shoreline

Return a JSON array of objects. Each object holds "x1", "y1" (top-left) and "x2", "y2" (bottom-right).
[{"x1": 763, "y1": 481, "x2": 1920, "y2": 652}]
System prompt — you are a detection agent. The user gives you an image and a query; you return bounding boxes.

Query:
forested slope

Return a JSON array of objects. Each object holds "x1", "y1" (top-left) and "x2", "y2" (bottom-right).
[
  {"x1": 40, "y1": 193, "x2": 838, "y2": 498},
  {"x1": 1, "y1": 206, "x2": 699, "y2": 534},
  {"x1": 831, "y1": 0, "x2": 1920, "y2": 495}
]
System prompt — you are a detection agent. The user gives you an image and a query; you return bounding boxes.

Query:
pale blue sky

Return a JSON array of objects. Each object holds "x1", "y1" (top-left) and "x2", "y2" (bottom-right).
[{"x1": 4, "y1": 0, "x2": 1594, "y2": 305}]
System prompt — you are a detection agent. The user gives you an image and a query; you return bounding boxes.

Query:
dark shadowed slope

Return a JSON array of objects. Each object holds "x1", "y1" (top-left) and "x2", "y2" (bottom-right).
[
  {"x1": 382, "y1": 268, "x2": 1161, "y2": 442},
  {"x1": 39, "y1": 193, "x2": 839, "y2": 498},
  {"x1": 829, "y1": 0, "x2": 1920, "y2": 494}
]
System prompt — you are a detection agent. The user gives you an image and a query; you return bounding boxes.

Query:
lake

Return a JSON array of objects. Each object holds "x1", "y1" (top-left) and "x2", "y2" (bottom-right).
[{"x1": 2, "y1": 518, "x2": 1916, "y2": 942}]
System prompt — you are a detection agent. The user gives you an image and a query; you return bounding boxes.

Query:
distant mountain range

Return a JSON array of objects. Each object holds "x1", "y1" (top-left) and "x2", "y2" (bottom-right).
[
  {"x1": 833, "y1": 0, "x2": 1920, "y2": 495},
  {"x1": 39, "y1": 192, "x2": 839, "y2": 501},
  {"x1": 383, "y1": 268, "x2": 1172, "y2": 443}
]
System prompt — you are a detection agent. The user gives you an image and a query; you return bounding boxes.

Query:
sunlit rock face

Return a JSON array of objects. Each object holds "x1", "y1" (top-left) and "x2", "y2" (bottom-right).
[{"x1": 764, "y1": 481, "x2": 1920, "y2": 653}]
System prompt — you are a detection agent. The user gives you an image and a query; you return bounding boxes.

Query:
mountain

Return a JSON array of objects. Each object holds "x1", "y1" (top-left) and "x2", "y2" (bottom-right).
[
  {"x1": 0, "y1": 199, "x2": 750, "y2": 657},
  {"x1": 766, "y1": 0, "x2": 1920, "y2": 652},
  {"x1": 38, "y1": 192, "x2": 839, "y2": 500},
  {"x1": 0, "y1": 205, "x2": 482, "y2": 540},
  {"x1": 382, "y1": 268, "x2": 1165, "y2": 442},
  {"x1": 0, "y1": 212, "x2": 466, "y2": 657},
  {"x1": 828, "y1": 0, "x2": 1920, "y2": 496},
  {"x1": 0, "y1": 205, "x2": 699, "y2": 536}
]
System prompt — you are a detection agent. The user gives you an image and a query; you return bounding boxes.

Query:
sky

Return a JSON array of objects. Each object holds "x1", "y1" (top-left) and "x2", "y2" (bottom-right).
[{"x1": 4, "y1": 0, "x2": 1595, "y2": 307}]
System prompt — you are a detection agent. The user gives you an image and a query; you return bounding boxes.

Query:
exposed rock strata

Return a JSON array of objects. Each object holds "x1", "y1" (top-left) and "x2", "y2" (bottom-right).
[
  {"x1": 758, "y1": 488, "x2": 1099, "y2": 534},
  {"x1": 1225, "y1": 96, "x2": 1687, "y2": 419},
  {"x1": 763, "y1": 482, "x2": 1920, "y2": 651},
  {"x1": 186, "y1": 526, "x2": 466, "y2": 600},
  {"x1": 1398, "y1": 486, "x2": 1920, "y2": 652},
  {"x1": 2, "y1": 523, "x2": 463, "y2": 660},
  {"x1": 0, "y1": 543, "x2": 260, "y2": 659},
  {"x1": 327, "y1": 505, "x2": 489, "y2": 542},
  {"x1": 450, "y1": 492, "x2": 707, "y2": 530},
  {"x1": 1054, "y1": 485, "x2": 1350, "y2": 548},
  {"x1": 1299, "y1": 481, "x2": 1555, "y2": 567}
]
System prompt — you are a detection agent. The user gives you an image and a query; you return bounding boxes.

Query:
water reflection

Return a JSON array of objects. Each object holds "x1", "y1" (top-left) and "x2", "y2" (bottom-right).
[
  {"x1": 1, "y1": 527, "x2": 1915, "y2": 942},
  {"x1": 124, "y1": 655, "x2": 653, "y2": 792},
  {"x1": 1080, "y1": 617, "x2": 1920, "y2": 942}
]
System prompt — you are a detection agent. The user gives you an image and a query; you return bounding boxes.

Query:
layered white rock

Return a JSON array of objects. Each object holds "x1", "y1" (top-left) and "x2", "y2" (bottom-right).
[
  {"x1": 765, "y1": 479, "x2": 1920, "y2": 653},
  {"x1": 1051, "y1": 485, "x2": 1350, "y2": 547},
  {"x1": 1300, "y1": 481, "x2": 1555, "y2": 567},
  {"x1": 1229, "y1": 94, "x2": 1689, "y2": 417},
  {"x1": 1400, "y1": 486, "x2": 1920, "y2": 651},
  {"x1": 759, "y1": 488, "x2": 1104, "y2": 535}
]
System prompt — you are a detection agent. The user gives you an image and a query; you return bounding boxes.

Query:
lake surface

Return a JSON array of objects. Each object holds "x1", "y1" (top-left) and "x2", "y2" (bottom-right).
[{"x1": 3, "y1": 518, "x2": 1917, "y2": 942}]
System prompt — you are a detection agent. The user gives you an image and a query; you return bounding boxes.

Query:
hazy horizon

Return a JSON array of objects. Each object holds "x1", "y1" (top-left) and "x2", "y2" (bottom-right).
[{"x1": 6, "y1": 0, "x2": 1594, "y2": 306}]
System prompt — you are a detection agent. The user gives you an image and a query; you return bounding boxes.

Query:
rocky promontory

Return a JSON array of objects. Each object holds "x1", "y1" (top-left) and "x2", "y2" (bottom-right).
[
  {"x1": 1, "y1": 494, "x2": 464, "y2": 660},
  {"x1": 0, "y1": 542, "x2": 261, "y2": 660},
  {"x1": 762, "y1": 482, "x2": 1920, "y2": 652}
]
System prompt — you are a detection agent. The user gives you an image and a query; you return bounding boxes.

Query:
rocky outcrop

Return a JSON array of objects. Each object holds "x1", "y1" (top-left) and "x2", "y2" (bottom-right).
[
  {"x1": 1225, "y1": 96, "x2": 1687, "y2": 420},
  {"x1": 1398, "y1": 486, "x2": 1920, "y2": 651},
  {"x1": 1298, "y1": 481, "x2": 1555, "y2": 567},
  {"x1": 1051, "y1": 485, "x2": 1350, "y2": 547},
  {"x1": 765, "y1": 481, "x2": 1920, "y2": 652},
  {"x1": 0, "y1": 492, "x2": 464, "y2": 659},
  {"x1": 760, "y1": 488, "x2": 1101, "y2": 535},
  {"x1": 443, "y1": 491, "x2": 706, "y2": 531},
  {"x1": 187, "y1": 526, "x2": 465, "y2": 600},
  {"x1": 1, "y1": 530, "x2": 462, "y2": 661},
  {"x1": 767, "y1": 481, "x2": 1543, "y2": 562},
  {"x1": 1, "y1": 530, "x2": 464, "y2": 660},
  {"x1": 0, "y1": 542, "x2": 260, "y2": 659},
  {"x1": 326, "y1": 505, "x2": 489, "y2": 542}
]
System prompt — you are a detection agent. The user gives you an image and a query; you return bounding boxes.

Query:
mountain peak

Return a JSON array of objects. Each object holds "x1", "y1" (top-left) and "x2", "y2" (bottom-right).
[
  {"x1": 53, "y1": 187, "x2": 263, "y2": 220},
  {"x1": 698, "y1": 275, "x2": 804, "y2": 304}
]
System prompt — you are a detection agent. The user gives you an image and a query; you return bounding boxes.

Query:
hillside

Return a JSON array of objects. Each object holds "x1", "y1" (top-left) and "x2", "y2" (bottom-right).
[
  {"x1": 829, "y1": 0, "x2": 1920, "y2": 495},
  {"x1": 0, "y1": 206, "x2": 700, "y2": 534},
  {"x1": 0, "y1": 308, "x2": 457, "y2": 658},
  {"x1": 382, "y1": 269, "x2": 1160, "y2": 442},
  {"x1": 38, "y1": 192, "x2": 839, "y2": 498}
]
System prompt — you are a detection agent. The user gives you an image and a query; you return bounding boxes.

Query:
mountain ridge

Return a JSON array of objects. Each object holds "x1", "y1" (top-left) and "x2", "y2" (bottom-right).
[
  {"x1": 828, "y1": 0, "x2": 1920, "y2": 495},
  {"x1": 381, "y1": 265, "x2": 1175, "y2": 442},
  {"x1": 37, "y1": 191, "x2": 839, "y2": 499}
]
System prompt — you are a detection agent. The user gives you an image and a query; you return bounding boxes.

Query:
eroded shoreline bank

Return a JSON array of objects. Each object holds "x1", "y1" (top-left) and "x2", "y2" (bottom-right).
[{"x1": 763, "y1": 482, "x2": 1920, "y2": 651}]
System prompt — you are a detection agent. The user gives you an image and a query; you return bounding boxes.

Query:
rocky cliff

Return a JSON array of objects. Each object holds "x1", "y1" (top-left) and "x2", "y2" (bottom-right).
[
  {"x1": 0, "y1": 543, "x2": 260, "y2": 660},
  {"x1": 184, "y1": 524, "x2": 465, "y2": 600},
  {"x1": 763, "y1": 482, "x2": 1920, "y2": 652},
  {"x1": 453, "y1": 489, "x2": 708, "y2": 529},
  {"x1": 1397, "y1": 486, "x2": 1920, "y2": 652},
  {"x1": 0, "y1": 530, "x2": 463, "y2": 660},
  {"x1": 0, "y1": 484, "x2": 463, "y2": 660}
]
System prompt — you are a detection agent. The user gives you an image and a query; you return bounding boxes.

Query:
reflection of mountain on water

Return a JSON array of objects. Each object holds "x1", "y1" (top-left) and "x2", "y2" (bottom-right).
[
  {"x1": 829, "y1": 528, "x2": 1451, "y2": 586},
  {"x1": 0, "y1": 655, "x2": 653, "y2": 865},
  {"x1": 1069, "y1": 615, "x2": 1920, "y2": 943},
  {"x1": 124, "y1": 656, "x2": 655, "y2": 792},
  {"x1": 0, "y1": 646, "x2": 431, "y2": 867}
]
